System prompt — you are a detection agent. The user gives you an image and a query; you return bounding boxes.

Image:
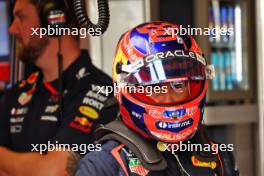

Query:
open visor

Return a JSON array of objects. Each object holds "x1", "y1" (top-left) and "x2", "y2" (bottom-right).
[{"x1": 124, "y1": 56, "x2": 206, "y2": 86}]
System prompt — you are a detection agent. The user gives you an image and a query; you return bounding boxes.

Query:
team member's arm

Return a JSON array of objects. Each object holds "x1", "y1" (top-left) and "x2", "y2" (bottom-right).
[
  {"x1": 0, "y1": 148, "x2": 73, "y2": 176},
  {"x1": 0, "y1": 96, "x2": 78, "y2": 176},
  {"x1": 0, "y1": 95, "x2": 81, "y2": 176},
  {"x1": 0, "y1": 171, "x2": 8, "y2": 176}
]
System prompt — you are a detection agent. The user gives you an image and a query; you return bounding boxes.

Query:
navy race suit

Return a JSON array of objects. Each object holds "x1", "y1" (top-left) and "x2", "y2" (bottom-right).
[
  {"x1": 76, "y1": 140, "x2": 239, "y2": 176},
  {"x1": 0, "y1": 50, "x2": 118, "y2": 154}
]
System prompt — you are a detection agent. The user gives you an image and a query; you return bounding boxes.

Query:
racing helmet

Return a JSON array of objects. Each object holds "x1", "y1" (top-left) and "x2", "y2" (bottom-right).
[{"x1": 112, "y1": 21, "x2": 214, "y2": 143}]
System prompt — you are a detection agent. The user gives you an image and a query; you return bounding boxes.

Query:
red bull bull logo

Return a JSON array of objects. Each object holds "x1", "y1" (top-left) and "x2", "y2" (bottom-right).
[{"x1": 69, "y1": 116, "x2": 93, "y2": 133}]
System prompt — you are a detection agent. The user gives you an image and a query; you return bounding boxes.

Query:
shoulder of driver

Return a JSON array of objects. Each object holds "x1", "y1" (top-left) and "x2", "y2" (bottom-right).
[{"x1": 76, "y1": 141, "x2": 121, "y2": 176}]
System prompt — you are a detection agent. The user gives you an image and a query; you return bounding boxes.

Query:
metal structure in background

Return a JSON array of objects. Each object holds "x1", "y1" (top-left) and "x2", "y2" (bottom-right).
[
  {"x1": 8, "y1": 0, "x2": 24, "y2": 85},
  {"x1": 256, "y1": 0, "x2": 264, "y2": 174}
]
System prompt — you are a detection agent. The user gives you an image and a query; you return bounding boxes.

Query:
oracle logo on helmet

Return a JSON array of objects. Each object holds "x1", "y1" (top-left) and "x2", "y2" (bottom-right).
[{"x1": 145, "y1": 50, "x2": 197, "y2": 63}]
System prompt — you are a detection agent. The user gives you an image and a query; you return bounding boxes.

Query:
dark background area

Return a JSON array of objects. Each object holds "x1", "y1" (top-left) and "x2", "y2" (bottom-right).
[{"x1": 159, "y1": 0, "x2": 194, "y2": 27}]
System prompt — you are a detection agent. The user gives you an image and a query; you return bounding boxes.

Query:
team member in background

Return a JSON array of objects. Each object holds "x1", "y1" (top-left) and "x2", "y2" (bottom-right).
[
  {"x1": 0, "y1": 0, "x2": 118, "y2": 175},
  {"x1": 76, "y1": 21, "x2": 239, "y2": 176}
]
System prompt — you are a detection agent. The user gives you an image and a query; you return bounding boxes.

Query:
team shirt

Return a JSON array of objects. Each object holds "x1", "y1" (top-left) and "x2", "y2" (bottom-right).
[{"x1": 0, "y1": 50, "x2": 119, "y2": 154}]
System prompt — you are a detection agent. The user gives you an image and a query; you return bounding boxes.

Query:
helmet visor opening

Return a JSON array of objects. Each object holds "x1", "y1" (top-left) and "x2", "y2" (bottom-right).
[
  {"x1": 130, "y1": 80, "x2": 204, "y2": 105},
  {"x1": 124, "y1": 56, "x2": 206, "y2": 86}
]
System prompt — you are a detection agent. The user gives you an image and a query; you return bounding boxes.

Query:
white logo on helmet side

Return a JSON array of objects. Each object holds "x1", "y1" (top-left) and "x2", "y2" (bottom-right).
[{"x1": 145, "y1": 50, "x2": 197, "y2": 63}]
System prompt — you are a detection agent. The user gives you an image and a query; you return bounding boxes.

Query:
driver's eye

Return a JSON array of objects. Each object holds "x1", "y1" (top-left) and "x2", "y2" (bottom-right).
[
  {"x1": 170, "y1": 80, "x2": 188, "y2": 90},
  {"x1": 171, "y1": 82, "x2": 185, "y2": 89}
]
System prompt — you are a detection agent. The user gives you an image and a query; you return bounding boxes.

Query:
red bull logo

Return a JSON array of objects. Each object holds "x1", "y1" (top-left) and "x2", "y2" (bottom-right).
[
  {"x1": 69, "y1": 116, "x2": 93, "y2": 133},
  {"x1": 74, "y1": 116, "x2": 93, "y2": 127}
]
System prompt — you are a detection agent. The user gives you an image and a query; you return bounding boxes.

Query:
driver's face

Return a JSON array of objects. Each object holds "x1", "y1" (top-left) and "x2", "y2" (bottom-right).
[{"x1": 150, "y1": 80, "x2": 190, "y2": 103}]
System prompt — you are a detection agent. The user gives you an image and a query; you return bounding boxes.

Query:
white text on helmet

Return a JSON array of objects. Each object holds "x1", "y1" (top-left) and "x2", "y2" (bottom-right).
[{"x1": 145, "y1": 50, "x2": 197, "y2": 63}]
